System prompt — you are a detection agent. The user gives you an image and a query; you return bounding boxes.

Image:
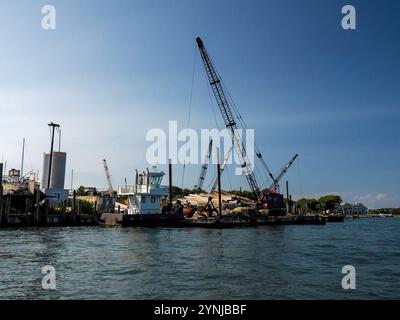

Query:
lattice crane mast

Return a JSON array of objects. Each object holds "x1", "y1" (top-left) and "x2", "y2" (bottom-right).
[
  {"x1": 196, "y1": 37, "x2": 261, "y2": 201},
  {"x1": 194, "y1": 139, "x2": 213, "y2": 190},
  {"x1": 268, "y1": 154, "x2": 298, "y2": 193},
  {"x1": 102, "y1": 159, "x2": 113, "y2": 195}
]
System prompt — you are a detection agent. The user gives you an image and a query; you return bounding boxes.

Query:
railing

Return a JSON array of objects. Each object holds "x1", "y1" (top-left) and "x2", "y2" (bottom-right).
[{"x1": 118, "y1": 185, "x2": 168, "y2": 195}]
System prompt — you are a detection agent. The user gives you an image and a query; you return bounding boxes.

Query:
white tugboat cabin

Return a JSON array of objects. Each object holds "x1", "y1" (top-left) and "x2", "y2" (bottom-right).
[{"x1": 118, "y1": 167, "x2": 168, "y2": 215}]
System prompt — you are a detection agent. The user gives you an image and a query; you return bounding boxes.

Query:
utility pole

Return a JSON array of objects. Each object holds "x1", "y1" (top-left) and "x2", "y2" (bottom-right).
[
  {"x1": 47, "y1": 122, "x2": 60, "y2": 189},
  {"x1": 20, "y1": 138, "x2": 25, "y2": 179},
  {"x1": 35, "y1": 183, "x2": 40, "y2": 224},
  {"x1": 168, "y1": 159, "x2": 173, "y2": 207}
]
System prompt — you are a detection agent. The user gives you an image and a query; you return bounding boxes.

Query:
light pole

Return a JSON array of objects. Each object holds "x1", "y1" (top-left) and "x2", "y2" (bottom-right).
[{"x1": 47, "y1": 122, "x2": 60, "y2": 189}]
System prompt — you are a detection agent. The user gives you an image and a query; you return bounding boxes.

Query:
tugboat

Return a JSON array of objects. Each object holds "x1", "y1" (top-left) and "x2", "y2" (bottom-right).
[{"x1": 117, "y1": 167, "x2": 184, "y2": 227}]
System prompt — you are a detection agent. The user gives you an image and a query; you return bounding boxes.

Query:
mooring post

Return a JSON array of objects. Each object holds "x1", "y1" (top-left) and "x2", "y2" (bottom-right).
[
  {"x1": 286, "y1": 180, "x2": 290, "y2": 214},
  {"x1": 35, "y1": 184, "x2": 40, "y2": 224},
  {"x1": 72, "y1": 191, "x2": 77, "y2": 225},
  {"x1": 5, "y1": 197, "x2": 10, "y2": 224},
  {"x1": 25, "y1": 198, "x2": 29, "y2": 216},
  {"x1": 168, "y1": 159, "x2": 173, "y2": 207},
  {"x1": 44, "y1": 200, "x2": 49, "y2": 225},
  {"x1": 217, "y1": 148, "x2": 222, "y2": 216},
  {"x1": 93, "y1": 200, "x2": 97, "y2": 223}
]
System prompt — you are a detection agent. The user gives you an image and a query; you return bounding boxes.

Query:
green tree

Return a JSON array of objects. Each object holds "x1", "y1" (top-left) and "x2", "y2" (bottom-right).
[
  {"x1": 319, "y1": 195, "x2": 342, "y2": 211},
  {"x1": 78, "y1": 200, "x2": 94, "y2": 215},
  {"x1": 76, "y1": 186, "x2": 86, "y2": 196},
  {"x1": 296, "y1": 198, "x2": 320, "y2": 212}
]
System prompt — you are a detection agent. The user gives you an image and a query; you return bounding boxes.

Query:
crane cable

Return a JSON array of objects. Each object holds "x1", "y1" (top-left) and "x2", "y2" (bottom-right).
[
  {"x1": 206, "y1": 53, "x2": 271, "y2": 190},
  {"x1": 215, "y1": 66, "x2": 273, "y2": 189},
  {"x1": 24, "y1": 141, "x2": 34, "y2": 174},
  {"x1": 180, "y1": 42, "x2": 197, "y2": 191},
  {"x1": 201, "y1": 60, "x2": 234, "y2": 192}
]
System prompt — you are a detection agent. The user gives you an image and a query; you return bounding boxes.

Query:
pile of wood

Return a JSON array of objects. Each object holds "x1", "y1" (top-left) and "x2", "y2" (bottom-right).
[{"x1": 178, "y1": 191, "x2": 257, "y2": 219}]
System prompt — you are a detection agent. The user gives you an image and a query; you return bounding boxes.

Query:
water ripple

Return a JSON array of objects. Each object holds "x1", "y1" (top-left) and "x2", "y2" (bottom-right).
[{"x1": 0, "y1": 219, "x2": 399, "y2": 299}]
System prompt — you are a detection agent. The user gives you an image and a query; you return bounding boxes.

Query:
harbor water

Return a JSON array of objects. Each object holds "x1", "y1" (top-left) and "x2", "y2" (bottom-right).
[{"x1": 0, "y1": 218, "x2": 399, "y2": 299}]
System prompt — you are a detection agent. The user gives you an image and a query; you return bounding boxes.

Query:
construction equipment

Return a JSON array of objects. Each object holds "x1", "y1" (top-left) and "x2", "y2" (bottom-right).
[
  {"x1": 194, "y1": 139, "x2": 213, "y2": 190},
  {"x1": 102, "y1": 159, "x2": 113, "y2": 195},
  {"x1": 196, "y1": 37, "x2": 294, "y2": 214},
  {"x1": 256, "y1": 151, "x2": 277, "y2": 188},
  {"x1": 196, "y1": 37, "x2": 260, "y2": 199},
  {"x1": 268, "y1": 154, "x2": 298, "y2": 193}
]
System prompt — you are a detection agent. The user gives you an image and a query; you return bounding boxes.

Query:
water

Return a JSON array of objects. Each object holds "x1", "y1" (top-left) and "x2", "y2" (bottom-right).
[{"x1": 0, "y1": 218, "x2": 399, "y2": 300}]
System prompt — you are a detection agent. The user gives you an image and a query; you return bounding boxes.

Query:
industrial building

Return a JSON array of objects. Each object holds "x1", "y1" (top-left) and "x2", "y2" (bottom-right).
[{"x1": 40, "y1": 151, "x2": 68, "y2": 206}]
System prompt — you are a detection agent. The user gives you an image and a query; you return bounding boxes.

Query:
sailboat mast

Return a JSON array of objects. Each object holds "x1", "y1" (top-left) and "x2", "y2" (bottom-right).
[{"x1": 20, "y1": 138, "x2": 25, "y2": 178}]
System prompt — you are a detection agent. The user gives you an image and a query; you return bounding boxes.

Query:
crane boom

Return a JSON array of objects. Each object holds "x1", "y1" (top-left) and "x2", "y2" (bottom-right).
[
  {"x1": 102, "y1": 159, "x2": 113, "y2": 194},
  {"x1": 268, "y1": 154, "x2": 298, "y2": 192},
  {"x1": 196, "y1": 37, "x2": 261, "y2": 200},
  {"x1": 256, "y1": 151, "x2": 278, "y2": 189},
  {"x1": 194, "y1": 139, "x2": 213, "y2": 190}
]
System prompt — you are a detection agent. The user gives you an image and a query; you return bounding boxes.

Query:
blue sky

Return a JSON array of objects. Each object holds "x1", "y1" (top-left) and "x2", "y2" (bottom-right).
[{"x1": 0, "y1": 0, "x2": 399, "y2": 208}]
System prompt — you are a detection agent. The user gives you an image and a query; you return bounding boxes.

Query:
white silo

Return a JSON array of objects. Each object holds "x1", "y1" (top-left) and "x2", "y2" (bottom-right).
[
  {"x1": 40, "y1": 153, "x2": 50, "y2": 189},
  {"x1": 40, "y1": 152, "x2": 67, "y2": 190}
]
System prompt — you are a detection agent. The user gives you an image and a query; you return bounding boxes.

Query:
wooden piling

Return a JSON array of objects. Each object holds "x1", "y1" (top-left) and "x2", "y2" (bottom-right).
[
  {"x1": 72, "y1": 190, "x2": 77, "y2": 225},
  {"x1": 168, "y1": 159, "x2": 173, "y2": 207},
  {"x1": 286, "y1": 180, "x2": 290, "y2": 214},
  {"x1": 217, "y1": 148, "x2": 222, "y2": 216},
  {"x1": 5, "y1": 197, "x2": 10, "y2": 224},
  {"x1": 35, "y1": 184, "x2": 40, "y2": 224},
  {"x1": 0, "y1": 163, "x2": 3, "y2": 225},
  {"x1": 44, "y1": 200, "x2": 49, "y2": 225}
]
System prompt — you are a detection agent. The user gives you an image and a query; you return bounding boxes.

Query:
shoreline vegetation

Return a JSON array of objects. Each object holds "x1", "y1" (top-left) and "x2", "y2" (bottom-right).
[
  {"x1": 166, "y1": 187, "x2": 400, "y2": 217},
  {"x1": 3, "y1": 184, "x2": 399, "y2": 219}
]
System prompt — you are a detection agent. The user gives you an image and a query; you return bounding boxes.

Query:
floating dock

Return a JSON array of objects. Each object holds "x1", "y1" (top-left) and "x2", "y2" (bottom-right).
[{"x1": 113, "y1": 213, "x2": 326, "y2": 228}]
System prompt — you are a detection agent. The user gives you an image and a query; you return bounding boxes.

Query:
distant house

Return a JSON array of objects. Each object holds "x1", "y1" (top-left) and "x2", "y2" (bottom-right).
[
  {"x1": 352, "y1": 203, "x2": 369, "y2": 215},
  {"x1": 335, "y1": 203, "x2": 368, "y2": 215}
]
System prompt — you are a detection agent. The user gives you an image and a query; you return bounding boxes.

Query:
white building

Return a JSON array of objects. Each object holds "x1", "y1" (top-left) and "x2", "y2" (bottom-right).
[
  {"x1": 335, "y1": 202, "x2": 368, "y2": 215},
  {"x1": 40, "y1": 152, "x2": 68, "y2": 206}
]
